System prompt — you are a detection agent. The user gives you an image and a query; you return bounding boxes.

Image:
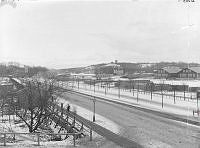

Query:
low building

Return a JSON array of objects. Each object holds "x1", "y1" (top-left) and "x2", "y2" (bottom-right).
[
  {"x1": 0, "y1": 78, "x2": 14, "y2": 94},
  {"x1": 178, "y1": 67, "x2": 200, "y2": 79},
  {"x1": 95, "y1": 63, "x2": 124, "y2": 79},
  {"x1": 154, "y1": 66, "x2": 181, "y2": 79}
]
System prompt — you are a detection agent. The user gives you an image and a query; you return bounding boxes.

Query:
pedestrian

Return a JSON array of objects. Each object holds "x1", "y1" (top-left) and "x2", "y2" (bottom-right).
[{"x1": 67, "y1": 104, "x2": 70, "y2": 112}]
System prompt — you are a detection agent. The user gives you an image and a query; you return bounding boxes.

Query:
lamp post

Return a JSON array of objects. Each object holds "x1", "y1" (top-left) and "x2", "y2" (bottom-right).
[
  {"x1": 183, "y1": 84, "x2": 186, "y2": 101},
  {"x1": 173, "y1": 85, "x2": 176, "y2": 104},
  {"x1": 78, "y1": 78, "x2": 79, "y2": 90},
  {"x1": 132, "y1": 80, "x2": 134, "y2": 96},
  {"x1": 90, "y1": 79, "x2": 91, "y2": 90},
  {"x1": 137, "y1": 81, "x2": 139, "y2": 102},
  {"x1": 93, "y1": 80, "x2": 95, "y2": 93},
  {"x1": 150, "y1": 82, "x2": 153, "y2": 101},
  {"x1": 161, "y1": 81, "x2": 164, "y2": 108},
  {"x1": 104, "y1": 81, "x2": 106, "y2": 95},
  {"x1": 196, "y1": 91, "x2": 200, "y2": 110},
  {"x1": 118, "y1": 80, "x2": 120, "y2": 98},
  {"x1": 92, "y1": 97, "x2": 96, "y2": 122}
]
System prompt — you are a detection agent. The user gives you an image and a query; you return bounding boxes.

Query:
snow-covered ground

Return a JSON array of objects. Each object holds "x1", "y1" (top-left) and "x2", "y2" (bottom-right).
[
  {"x1": 0, "y1": 96, "x2": 120, "y2": 147},
  {"x1": 57, "y1": 97, "x2": 121, "y2": 135},
  {"x1": 0, "y1": 116, "x2": 104, "y2": 148},
  {"x1": 136, "y1": 78, "x2": 200, "y2": 87},
  {"x1": 64, "y1": 81, "x2": 200, "y2": 117}
]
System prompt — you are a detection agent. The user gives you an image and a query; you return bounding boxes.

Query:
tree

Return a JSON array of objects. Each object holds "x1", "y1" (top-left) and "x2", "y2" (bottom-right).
[{"x1": 13, "y1": 80, "x2": 55, "y2": 133}]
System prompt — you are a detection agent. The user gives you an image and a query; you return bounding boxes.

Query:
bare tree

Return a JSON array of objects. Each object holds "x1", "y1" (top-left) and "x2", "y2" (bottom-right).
[{"x1": 13, "y1": 80, "x2": 55, "y2": 133}]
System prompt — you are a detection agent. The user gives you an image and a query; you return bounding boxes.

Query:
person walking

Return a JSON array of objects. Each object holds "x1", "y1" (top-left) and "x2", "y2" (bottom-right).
[{"x1": 67, "y1": 104, "x2": 70, "y2": 112}]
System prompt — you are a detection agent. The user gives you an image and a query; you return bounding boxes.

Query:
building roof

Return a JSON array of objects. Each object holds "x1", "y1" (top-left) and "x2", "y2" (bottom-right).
[
  {"x1": 189, "y1": 67, "x2": 200, "y2": 74},
  {"x1": 162, "y1": 66, "x2": 181, "y2": 74}
]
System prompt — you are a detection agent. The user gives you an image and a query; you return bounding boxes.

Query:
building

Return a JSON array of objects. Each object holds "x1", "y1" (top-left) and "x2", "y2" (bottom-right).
[
  {"x1": 154, "y1": 66, "x2": 181, "y2": 79},
  {"x1": 81, "y1": 66, "x2": 95, "y2": 74},
  {"x1": 0, "y1": 77, "x2": 14, "y2": 93},
  {"x1": 178, "y1": 67, "x2": 200, "y2": 79},
  {"x1": 55, "y1": 73, "x2": 71, "y2": 80},
  {"x1": 96, "y1": 63, "x2": 124, "y2": 79}
]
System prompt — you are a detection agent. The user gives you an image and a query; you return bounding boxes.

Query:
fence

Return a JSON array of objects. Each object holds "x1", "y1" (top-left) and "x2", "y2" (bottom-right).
[
  {"x1": 48, "y1": 101, "x2": 93, "y2": 141},
  {"x1": 0, "y1": 132, "x2": 82, "y2": 147}
]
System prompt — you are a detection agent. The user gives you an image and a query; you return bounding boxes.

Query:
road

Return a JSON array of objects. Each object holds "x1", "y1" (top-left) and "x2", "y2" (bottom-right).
[{"x1": 61, "y1": 90, "x2": 200, "y2": 148}]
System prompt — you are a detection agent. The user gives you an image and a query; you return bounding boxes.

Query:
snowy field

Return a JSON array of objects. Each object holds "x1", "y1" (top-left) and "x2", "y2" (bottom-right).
[
  {"x1": 137, "y1": 78, "x2": 200, "y2": 88},
  {"x1": 64, "y1": 82, "x2": 200, "y2": 117}
]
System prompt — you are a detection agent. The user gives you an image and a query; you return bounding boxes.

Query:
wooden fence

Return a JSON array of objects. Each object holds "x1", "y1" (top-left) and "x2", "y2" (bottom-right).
[{"x1": 0, "y1": 132, "x2": 82, "y2": 147}]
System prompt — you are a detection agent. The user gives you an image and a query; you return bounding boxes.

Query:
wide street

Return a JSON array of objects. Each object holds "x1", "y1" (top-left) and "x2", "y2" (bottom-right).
[{"x1": 62, "y1": 91, "x2": 200, "y2": 148}]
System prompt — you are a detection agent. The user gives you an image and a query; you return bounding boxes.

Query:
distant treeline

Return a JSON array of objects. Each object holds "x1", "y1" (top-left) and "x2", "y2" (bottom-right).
[{"x1": 0, "y1": 64, "x2": 48, "y2": 77}]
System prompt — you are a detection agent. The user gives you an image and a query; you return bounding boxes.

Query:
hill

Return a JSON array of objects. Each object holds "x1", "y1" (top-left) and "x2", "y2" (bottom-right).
[{"x1": 59, "y1": 61, "x2": 200, "y2": 75}]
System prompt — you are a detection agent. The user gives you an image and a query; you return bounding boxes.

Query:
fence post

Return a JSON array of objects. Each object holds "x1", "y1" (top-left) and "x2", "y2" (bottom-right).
[
  {"x1": 61, "y1": 103, "x2": 63, "y2": 117},
  {"x1": 73, "y1": 133, "x2": 76, "y2": 147},
  {"x1": 90, "y1": 127, "x2": 92, "y2": 141},
  {"x1": 4, "y1": 133, "x2": 6, "y2": 146},
  {"x1": 37, "y1": 133, "x2": 40, "y2": 146}
]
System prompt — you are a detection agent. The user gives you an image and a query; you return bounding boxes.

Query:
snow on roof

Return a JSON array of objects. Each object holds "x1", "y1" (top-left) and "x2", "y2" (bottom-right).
[
  {"x1": 12, "y1": 78, "x2": 22, "y2": 84},
  {"x1": 133, "y1": 78, "x2": 200, "y2": 87},
  {"x1": 103, "y1": 63, "x2": 120, "y2": 67},
  {"x1": 84, "y1": 66, "x2": 94, "y2": 70},
  {"x1": 190, "y1": 67, "x2": 200, "y2": 74},
  {"x1": 162, "y1": 66, "x2": 181, "y2": 73},
  {"x1": 151, "y1": 79, "x2": 200, "y2": 87},
  {"x1": 71, "y1": 73, "x2": 95, "y2": 76}
]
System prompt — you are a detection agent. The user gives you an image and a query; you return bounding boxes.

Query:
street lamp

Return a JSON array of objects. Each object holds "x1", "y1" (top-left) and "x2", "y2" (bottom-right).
[
  {"x1": 161, "y1": 80, "x2": 164, "y2": 108},
  {"x1": 137, "y1": 81, "x2": 139, "y2": 102},
  {"x1": 78, "y1": 78, "x2": 79, "y2": 90},
  {"x1": 173, "y1": 85, "x2": 176, "y2": 104},
  {"x1": 92, "y1": 97, "x2": 96, "y2": 122},
  {"x1": 150, "y1": 82, "x2": 154, "y2": 101},
  {"x1": 93, "y1": 80, "x2": 95, "y2": 93},
  {"x1": 118, "y1": 80, "x2": 120, "y2": 98},
  {"x1": 132, "y1": 80, "x2": 134, "y2": 96}
]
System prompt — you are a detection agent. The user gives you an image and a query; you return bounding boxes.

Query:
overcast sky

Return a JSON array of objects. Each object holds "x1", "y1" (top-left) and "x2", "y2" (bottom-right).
[{"x1": 0, "y1": 0, "x2": 200, "y2": 69}]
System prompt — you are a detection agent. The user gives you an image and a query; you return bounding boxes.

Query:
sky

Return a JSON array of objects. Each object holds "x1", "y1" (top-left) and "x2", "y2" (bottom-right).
[{"x1": 0, "y1": 0, "x2": 200, "y2": 69}]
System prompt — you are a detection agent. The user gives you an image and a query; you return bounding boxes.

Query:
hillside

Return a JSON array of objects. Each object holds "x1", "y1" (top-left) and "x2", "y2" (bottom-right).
[{"x1": 60, "y1": 62, "x2": 200, "y2": 74}]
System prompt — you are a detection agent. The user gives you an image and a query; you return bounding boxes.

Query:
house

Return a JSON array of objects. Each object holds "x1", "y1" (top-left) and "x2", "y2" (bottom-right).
[
  {"x1": 178, "y1": 67, "x2": 200, "y2": 79},
  {"x1": 154, "y1": 66, "x2": 181, "y2": 79}
]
